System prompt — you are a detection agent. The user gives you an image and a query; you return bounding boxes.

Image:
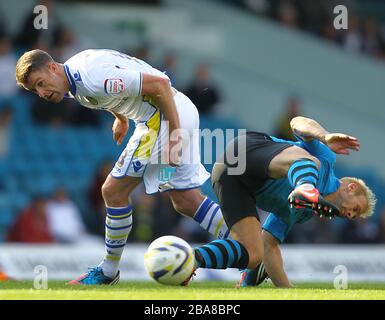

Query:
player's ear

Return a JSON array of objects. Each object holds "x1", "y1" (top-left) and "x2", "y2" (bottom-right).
[
  {"x1": 348, "y1": 182, "x2": 358, "y2": 193},
  {"x1": 47, "y1": 61, "x2": 57, "y2": 72}
]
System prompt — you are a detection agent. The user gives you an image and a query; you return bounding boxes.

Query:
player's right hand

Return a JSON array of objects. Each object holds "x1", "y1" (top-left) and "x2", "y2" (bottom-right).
[
  {"x1": 324, "y1": 133, "x2": 360, "y2": 155},
  {"x1": 112, "y1": 118, "x2": 129, "y2": 145},
  {"x1": 168, "y1": 137, "x2": 182, "y2": 167}
]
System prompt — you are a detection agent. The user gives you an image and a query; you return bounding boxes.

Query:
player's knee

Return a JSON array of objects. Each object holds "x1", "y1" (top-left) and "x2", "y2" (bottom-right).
[
  {"x1": 285, "y1": 146, "x2": 321, "y2": 169},
  {"x1": 301, "y1": 155, "x2": 320, "y2": 169},
  {"x1": 172, "y1": 200, "x2": 185, "y2": 215},
  {"x1": 171, "y1": 197, "x2": 194, "y2": 217},
  {"x1": 101, "y1": 180, "x2": 123, "y2": 204},
  {"x1": 170, "y1": 190, "x2": 203, "y2": 217},
  {"x1": 101, "y1": 180, "x2": 113, "y2": 202},
  {"x1": 292, "y1": 147, "x2": 320, "y2": 168}
]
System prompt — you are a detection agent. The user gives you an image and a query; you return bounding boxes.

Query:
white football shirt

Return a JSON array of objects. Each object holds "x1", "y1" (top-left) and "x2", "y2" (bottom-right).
[{"x1": 64, "y1": 49, "x2": 170, "y2": 121}]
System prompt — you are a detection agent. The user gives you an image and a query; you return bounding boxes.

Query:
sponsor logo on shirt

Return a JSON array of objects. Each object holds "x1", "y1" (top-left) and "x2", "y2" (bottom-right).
[{"x1": 104, "y1": 78, "x2": 125, "y2": 94}]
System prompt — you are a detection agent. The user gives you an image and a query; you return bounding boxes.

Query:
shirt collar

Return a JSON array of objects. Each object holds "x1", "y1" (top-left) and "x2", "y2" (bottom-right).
[{"x1": 64, "y1": 64, "x2": 77, "y2": 96}]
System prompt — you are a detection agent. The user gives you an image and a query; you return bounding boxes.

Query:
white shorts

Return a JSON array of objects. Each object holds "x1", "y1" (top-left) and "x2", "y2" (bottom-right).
[{"x1": 110, "y1": 91, "x2": 210, "y2": 194}]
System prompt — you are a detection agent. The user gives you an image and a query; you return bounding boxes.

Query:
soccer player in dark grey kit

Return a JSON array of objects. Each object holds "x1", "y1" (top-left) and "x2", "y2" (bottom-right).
[{"x1": 185, "y1": 116, "x2": 376, "y2": 287}]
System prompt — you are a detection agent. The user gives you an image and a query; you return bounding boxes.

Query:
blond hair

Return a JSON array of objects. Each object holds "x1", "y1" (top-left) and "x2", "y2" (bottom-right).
[
  {"x1": 341, "y1": 177, "x2": 377, "y2": 218},
  {"x1": 15, "y1": 49, "x2": 54, "y2": 88}
]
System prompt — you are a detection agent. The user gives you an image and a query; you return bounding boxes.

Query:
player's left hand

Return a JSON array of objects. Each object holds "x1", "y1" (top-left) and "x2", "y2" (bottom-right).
[{"x1": 324, "y1": 133, "x2": 360, "y2": 155}]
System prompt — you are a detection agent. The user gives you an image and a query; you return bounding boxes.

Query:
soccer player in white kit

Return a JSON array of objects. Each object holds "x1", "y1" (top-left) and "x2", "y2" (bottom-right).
[{"x1": 16, "y1": 49, "x2": 230, "y2": 284}]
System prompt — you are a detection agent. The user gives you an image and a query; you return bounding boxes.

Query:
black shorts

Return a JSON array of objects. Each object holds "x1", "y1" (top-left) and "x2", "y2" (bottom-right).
[{"x1": 211, "y1": 132, "x2": 292, "y2": 229}]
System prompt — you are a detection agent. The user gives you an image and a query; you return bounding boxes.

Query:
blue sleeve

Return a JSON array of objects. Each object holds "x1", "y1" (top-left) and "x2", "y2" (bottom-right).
[
  {"x1": 262, "y1": 214, "x2": 290, "y2": 243},
  {"x1": 269, "y1": 135, "x2": 298, "y2": 146},
  {"x1": 295, "y1": 135, "x2": 336, "y2": 163}
]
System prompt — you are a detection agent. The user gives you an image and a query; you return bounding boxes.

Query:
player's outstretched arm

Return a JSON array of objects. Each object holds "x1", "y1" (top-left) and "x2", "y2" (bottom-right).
[
  {"x1": 290, "y1": 116, "x2": 360, "y2": 155},
  {"x1": 262, "y1": 231, "x2": 293, "y2": 288}
]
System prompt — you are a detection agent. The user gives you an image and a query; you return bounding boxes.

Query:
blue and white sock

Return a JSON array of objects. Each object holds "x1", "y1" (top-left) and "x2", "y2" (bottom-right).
[
  {"x1": 98, "y1": 205, "x2": 133, "y2": 278},
  {"x1": 193, "y1": 197, "x2": 230, "y2": 239}
]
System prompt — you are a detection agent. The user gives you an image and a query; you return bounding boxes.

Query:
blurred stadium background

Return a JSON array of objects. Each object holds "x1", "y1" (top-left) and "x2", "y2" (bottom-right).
[{"x1": 0, "y1": 0, "x2": 385, "y2": 284}]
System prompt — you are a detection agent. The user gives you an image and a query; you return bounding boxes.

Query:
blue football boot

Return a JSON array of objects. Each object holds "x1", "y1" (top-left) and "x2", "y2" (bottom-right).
[{"x1": 67, "y1": 267, "x2": 120, "y2": 285}]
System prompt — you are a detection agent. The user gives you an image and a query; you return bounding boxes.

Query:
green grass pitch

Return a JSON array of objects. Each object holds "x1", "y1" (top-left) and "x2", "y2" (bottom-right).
[{"x1": 1, "y1": 281, "x2": 385, "y2": 300}]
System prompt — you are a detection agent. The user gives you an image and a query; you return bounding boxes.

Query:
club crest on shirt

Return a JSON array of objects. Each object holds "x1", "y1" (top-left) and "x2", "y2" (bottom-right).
[{"x1": 104, "y1": 78, "x2": 125, "y2": 94}]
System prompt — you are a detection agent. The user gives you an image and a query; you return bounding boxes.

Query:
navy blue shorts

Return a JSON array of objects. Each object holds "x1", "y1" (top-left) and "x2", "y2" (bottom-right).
[{"x1": 211, "y1": 132, "x2": 292, "y2": 229}]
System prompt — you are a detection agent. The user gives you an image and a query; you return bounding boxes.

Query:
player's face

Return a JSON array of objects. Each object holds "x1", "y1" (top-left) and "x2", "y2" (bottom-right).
[
  {"x1": 339, "y1": 184, "x2": 368, "y2": 219},
  {"x1": 27, "y1": 63, "x2": 66, "y2": 103}
]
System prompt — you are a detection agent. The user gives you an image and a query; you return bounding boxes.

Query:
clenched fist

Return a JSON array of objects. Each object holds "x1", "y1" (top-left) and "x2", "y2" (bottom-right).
[{"x1": 112, "y1": 117, "x2": 129, "y2": 145}]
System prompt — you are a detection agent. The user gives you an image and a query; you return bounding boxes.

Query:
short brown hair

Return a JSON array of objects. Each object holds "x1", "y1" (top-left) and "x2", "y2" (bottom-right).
[
  {"x1": 15, "y1": 49, "x2": 54, "y2": 88},
  {"x1": 341, "y1": 177, "x2": 377, "y2": 218}
]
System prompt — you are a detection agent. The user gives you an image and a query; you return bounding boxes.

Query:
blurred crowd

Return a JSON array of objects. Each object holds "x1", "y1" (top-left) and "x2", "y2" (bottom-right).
[
  {"x1": 231, "y1": 0, "x2": 385, "y2": 62},
  {"x1": 0, "y1": 0, "x2": 384, "y2": 246}
]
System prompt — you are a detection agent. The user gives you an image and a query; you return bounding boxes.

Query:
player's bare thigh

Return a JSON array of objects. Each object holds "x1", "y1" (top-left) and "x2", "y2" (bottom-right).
[
  {"x1": 101, "y1": 175, "x2": 142, "y2": 207},
  {"x1": 267, "y1": 145, "x2": 320, "y2": 179}
]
